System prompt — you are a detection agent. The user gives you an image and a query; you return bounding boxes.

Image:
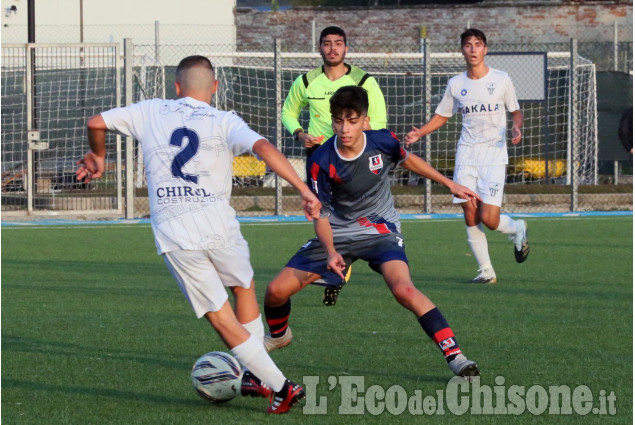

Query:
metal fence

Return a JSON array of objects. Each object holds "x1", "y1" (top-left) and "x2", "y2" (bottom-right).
[
  {"x1": 1, "y1": 39, "x2": 632, "y2": 218},
  {"x1": 1, "y1": 43, "x2": 123, "y2": 215}
]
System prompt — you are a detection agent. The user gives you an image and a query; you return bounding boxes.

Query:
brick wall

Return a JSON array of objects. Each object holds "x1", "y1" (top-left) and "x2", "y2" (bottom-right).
[{"x1": 235, "y1": 2, "x2": 632, "y2": 50}]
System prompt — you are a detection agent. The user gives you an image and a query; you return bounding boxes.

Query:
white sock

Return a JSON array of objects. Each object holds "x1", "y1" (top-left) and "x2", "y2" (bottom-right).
[
  {"x1": 231, "y1": 334, "x2": 286, "y2": 392},
  {"x1": 466, "y1": 225, "x2": 492, "y2": 270},
  {"x1": 496, "y1": 215, "x2": 518, "y2": 235},
  {"x1": 242, "y1": 315, "x2": 265, "y2": 342}
]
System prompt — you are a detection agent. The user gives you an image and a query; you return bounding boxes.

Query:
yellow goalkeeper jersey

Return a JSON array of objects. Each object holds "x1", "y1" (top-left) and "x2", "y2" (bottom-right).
[{"x1": 281, "y1": 64, "x2": 387, "y2": 141}]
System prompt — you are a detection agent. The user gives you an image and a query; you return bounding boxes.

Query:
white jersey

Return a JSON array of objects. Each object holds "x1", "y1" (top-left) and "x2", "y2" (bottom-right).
[
  {"x1": 101, "y1": 97, "x2": 263, "y2": 254},
  {"x1": 435, "y1": 68, "x2": 520, "y2": 166}
]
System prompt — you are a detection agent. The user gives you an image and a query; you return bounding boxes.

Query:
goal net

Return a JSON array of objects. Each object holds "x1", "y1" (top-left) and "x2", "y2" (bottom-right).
[{"x1": 132, "y1": 46, "x2": 597, "y2": 198}]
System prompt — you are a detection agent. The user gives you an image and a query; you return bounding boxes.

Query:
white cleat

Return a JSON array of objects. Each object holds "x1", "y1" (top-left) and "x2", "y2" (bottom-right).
[
  {"x1": 511, "y1": 219, "x2": 529, "y2": 263},
  {"x1": 263, "y1": 327, "x2": 293, "y2": 353},
  {"x1": 448, "y1": 353, "x2": 480, "y2": 377},
  {"x1": 469, "y1": 267, "x2": 497, "y2": 284}
]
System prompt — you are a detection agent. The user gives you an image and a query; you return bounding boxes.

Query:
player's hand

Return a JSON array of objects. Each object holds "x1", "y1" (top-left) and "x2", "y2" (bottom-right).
[
  {"x1": 511, "y1": 126, "x2": 522, "y2": 144},
  {"x1": 300, "y1": 189, "x2": 321, "y2": 221},
  {"x1": 303, "y1": 134, "x2": 324, "y2": 149},
  {"x1": 326, "y1": 251, "x2": 346, "y2": 280},
  {"x1": 449, "y1": 182, "x2": 482, "y2": 209},
  {"x1": 404, "y1": 126, "x2": 421, "y2": 147},
  {"x1": 76, "y1": 151, "x2": 105, "y2": 183}
]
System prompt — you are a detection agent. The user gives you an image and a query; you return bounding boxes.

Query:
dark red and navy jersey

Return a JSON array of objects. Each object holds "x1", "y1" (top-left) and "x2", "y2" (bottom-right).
[{"x1": 307, "y1": 129, "x2": 408, "y2": 240}]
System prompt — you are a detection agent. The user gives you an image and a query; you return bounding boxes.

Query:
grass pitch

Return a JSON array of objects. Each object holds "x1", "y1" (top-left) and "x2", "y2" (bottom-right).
[{"x1": 1, "y1": 216, "x2": 632, "y2": 424}]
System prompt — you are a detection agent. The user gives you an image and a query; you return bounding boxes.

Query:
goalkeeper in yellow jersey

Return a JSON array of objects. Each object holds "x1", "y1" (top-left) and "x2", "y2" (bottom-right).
[
  {"x1": 282, "y1": 25, "x2": 387, "y2": 159},
  {"x1": 281, "y1": 26, "x2": 387, "y2": 306}
]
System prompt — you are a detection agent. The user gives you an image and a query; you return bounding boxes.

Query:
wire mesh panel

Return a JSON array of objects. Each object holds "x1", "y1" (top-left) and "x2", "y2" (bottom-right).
[
  {"x1": 1, "y1": 43, "x2": 121, "y2": 214},
  {"x1": 1, "y1": 45, "x2": 28, "y2": 210}
]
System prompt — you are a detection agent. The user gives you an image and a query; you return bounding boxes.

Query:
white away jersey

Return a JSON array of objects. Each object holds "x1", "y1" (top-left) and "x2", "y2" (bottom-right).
[
  {"x1": 101, "y1": 97, "x2": 263, "y2": 254},
  {"x1": 435, "y1": 68, "x2": 520, "y2": 165}
]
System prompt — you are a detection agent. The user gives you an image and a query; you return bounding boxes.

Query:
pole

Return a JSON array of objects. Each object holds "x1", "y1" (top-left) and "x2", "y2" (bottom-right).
[
  {"x1": 274, "y1": 38, "x2": 283, "y2": 216},
  {"x1": 569, "y1": 39, "x2": 579, "y2": 212}
]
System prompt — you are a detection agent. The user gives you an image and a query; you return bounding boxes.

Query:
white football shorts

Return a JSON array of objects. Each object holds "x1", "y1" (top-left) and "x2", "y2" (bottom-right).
[
  {"x1": 162, "y1": 236, "x2": 254, "y2": 318},
  {"x1": 452, "y1": 164, "x2": 506, "y2": 207}
]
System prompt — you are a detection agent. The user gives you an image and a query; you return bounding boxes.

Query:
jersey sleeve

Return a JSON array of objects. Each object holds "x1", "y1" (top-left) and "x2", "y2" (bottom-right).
[
  {"x1": 224, "y1": 111, "x2": 267, "y2": 157},
  {"x1": 100, "y1": 101, "x2": 150, "y2": 140},
  {"x1": 306, "y1": 156, "x2": 332, "y2": 218},
  {"x1": 281, "y1": 75, "x2": 309, "y2": 135},
  {"x1": 387, "y1": 130, "x2": 408, "y2": 165},
  {"x1": 434, "y1": 82, "x2": 456, "y2": 118},
  {"x1": 503, "y1": 75, "x2": 520, "y2": 113},
  {"x1": 363, "y1": 76, "x2": 387, "y2": 130}
]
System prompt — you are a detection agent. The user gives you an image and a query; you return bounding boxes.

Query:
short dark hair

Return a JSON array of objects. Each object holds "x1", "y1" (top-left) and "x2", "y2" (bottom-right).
[
  {"x1": 176, "y1": 55, "x2": 214, "y2": 77},
  {"x1": 460, "y1": 28, "x2": 487, "y2": 47},
  {"x1": 319, "y1": 26, "x2": 347, "y2": 46},
  {"x1": 330, "y1": 86, "x2": 368, "y2": 119}
]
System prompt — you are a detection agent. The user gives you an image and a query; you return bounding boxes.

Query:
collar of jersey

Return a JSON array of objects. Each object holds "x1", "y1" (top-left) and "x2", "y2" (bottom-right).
[{"x1": 334, "y1": 133, "x2": 366, "y2": 162}]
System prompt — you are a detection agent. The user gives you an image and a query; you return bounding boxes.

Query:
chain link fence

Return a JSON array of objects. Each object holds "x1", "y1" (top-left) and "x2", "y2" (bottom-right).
[{"x1": 1, "y1": 21, "x2": 632, "y2": 217}]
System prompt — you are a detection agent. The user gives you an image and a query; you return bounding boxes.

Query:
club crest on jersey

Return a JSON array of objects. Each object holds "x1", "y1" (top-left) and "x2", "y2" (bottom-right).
[
  {"x1": 487, "y1": 82, "x2": 496, "y2": 95},
  {"x1": 369, "y1": 155, "x2": 383, "y2": 175},
  {"x1": 460, "y1": 89, "x2": 468, "y2": 96},
  {"x1": 489, "y1": 182, "x2": 501, "y2": 198}
]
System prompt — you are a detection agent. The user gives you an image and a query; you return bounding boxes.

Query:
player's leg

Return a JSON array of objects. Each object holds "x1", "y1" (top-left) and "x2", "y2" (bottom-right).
[
  {"x1": 263, "y1": 267, "x2": 317, "y2": 352},
  {"x1": 477, "y1": 165, "x2": 529, "y2": 263},
  {"x1": 454, "y1": 165, "x2": 496, "y2": 283},
  {"x1": 211, "y1": 236, "x2": 265, "y2": 341},
  {"x1": 229, "y1": 282, "x2": 264, "y2": 340},
  {"x1": 204, "y1": 303, "x2": 305, "y2": 413},
  {"x1": 379, "y1": 260, "x2": 479, "y2": 377},
  {"x1": 163, "y1": 250, "x2": 304, "y2": 411},
  {"x1": 210, "y1": 238, "x2": 272, "y2": 397}
]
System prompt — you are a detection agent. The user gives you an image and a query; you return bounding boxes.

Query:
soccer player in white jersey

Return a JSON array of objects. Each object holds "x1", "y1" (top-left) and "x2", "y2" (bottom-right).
[
  {"x1": 405, "y1": 28, "x2": 529, "y2": 284},
  {"x1": 76, "y1": 55, "x2": 319, "y2": 413}
]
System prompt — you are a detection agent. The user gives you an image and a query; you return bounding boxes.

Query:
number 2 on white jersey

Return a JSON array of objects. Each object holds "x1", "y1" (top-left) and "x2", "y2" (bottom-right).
[{"x1": 170, "y1": 127, "x2": 200, "y2": 184}]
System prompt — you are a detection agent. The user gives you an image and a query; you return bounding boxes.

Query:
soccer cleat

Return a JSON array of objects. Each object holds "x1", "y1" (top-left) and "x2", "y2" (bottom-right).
[
  {"x1": 511, "y1": 219, "x2": 529, "y2": 263},
  {"x1": 263, "y1": 327, "x2": 293, "y2": 353},
  {"x1": 322, "y1": 264, "x2": 352, "y2": 306},
  {"x1": 469, "y1": 268, "x2": 497, "y2": 284},
  {"x1": 241, "y1": 370, "x2": 273, "y2": 398},
  {"x1": 266, "y1": 379, "x2": 305, "y2": 414},
  {"x1": 448, "y1": 354, "x2": 480, "y2": 377},
  {"x1": 323, "y1": 281, "x2": 344, "y2": 306}
]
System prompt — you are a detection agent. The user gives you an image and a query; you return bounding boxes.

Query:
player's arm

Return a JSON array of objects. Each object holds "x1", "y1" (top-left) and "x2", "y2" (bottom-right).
[
  {"x1": 252, "y1": 139, "x2": 321, "y2": 220},
  {"x1": 76, "y1": 114, "x2": 108, "y2": 183},
  {"x1": 281, "y1": 76, "x2": 324, "y2": 148},
  {"x1": 364, "y1": 77, "x2": 387, "y2": 131},
  {"x1": 281, "y1": 76, "x2": 307, "y2": 137},
  {"x1": 313, "y1": 216, "x2": 346, "y2": 280},
  {"x1": 510, "y1": 110, "x2": 523, "y2": 145},
  {"x1": 404, "y1": 114, "x2": 448, "y2": 147},
  {"x1": 401, "y1": 152, "x2": 481, "y2": 208}
]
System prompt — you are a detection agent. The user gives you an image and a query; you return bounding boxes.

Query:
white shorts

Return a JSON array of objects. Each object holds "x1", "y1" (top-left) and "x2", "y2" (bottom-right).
[
  {"x1": 452, "y1": 164, "x2": 506, "y2": 207},
  {"x1": 162, "y1": 236, "x2": 254, "y2": 318}
]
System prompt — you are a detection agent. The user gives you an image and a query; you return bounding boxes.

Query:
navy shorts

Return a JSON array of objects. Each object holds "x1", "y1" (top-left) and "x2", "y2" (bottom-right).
[{"x1": 286, "y1": 232, "x2": 408, "y2": 286}]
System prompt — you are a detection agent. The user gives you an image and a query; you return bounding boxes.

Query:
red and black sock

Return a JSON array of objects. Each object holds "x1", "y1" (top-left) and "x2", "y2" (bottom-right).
[
  {"x1": 418, "y1": 308, "x2": 462, "y2": 362},
  {"x1": 264, "y1": 299, "x2": 291, "y2": 338}
]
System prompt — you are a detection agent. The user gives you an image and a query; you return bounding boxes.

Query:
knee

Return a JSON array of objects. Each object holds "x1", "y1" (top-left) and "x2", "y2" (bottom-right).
[
  {"x1": 264, "y1": 282, "x2": 290, "y2": 307},
  {"x1": 481, "y1": 215, "x2": 499, "y2": 230},
  {"x1": 391, "y1": 283, "x2": 418, "y2": 307}
]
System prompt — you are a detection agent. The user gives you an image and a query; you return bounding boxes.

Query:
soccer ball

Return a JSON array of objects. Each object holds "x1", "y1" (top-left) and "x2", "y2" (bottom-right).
[{"x1": 191, "y1": 351, "x2": 243, "y2": 403}]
